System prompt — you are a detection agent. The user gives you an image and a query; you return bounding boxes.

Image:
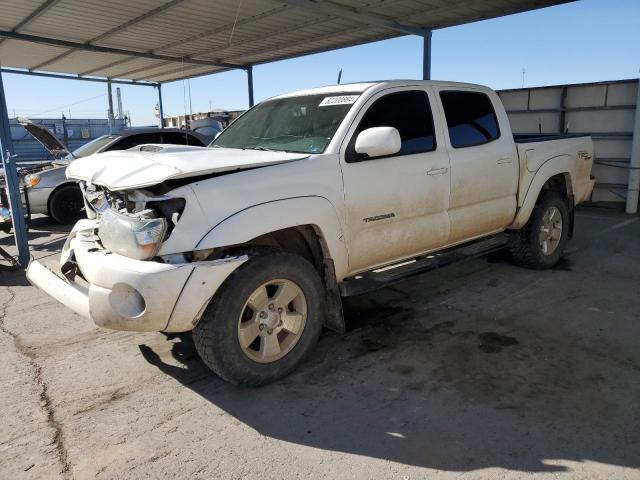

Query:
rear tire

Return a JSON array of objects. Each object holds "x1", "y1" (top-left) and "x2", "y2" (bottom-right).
[
  {"x1": 193, "y1": 248, "x2": 325, "y2": 386},
  {"x1": 49, "y1": 184, "x2": 84, "y2": 225},
  {"x1": 509, "y1": 190, "x2": 570, "y2": 269}
]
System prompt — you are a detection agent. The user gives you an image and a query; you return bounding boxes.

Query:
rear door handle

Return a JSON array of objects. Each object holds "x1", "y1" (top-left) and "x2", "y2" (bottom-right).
[
  {"x1": 427, "y1": 167, "x2": 448, "y2": 176},
  {"x1": 497, "y1": 156, "x2": 513, "y2": 164}
]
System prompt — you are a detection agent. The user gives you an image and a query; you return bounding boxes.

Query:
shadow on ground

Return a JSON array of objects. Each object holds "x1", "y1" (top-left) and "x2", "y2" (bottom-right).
[{"x1": 139, "y1": 279, "x2": 640, "y2": 473}]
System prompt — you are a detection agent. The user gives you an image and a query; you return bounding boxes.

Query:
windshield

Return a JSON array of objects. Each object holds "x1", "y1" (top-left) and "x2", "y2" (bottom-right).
[
  {"x1": 69, "y1": 135, "x2": 119, "y2": 159},
  {"x1": 211, "y1": 93, "x2": 359, "y2": 154}
]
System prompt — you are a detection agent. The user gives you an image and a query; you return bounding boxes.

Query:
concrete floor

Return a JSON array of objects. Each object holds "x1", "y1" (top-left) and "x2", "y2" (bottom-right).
[{"x1": 0, "y1": 208, "x2": 639, "y2": 480}]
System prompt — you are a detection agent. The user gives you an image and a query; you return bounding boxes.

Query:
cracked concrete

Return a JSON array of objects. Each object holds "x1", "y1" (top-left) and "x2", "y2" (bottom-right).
[
  {"x1": 0, "y1": 285, "x2": 71, "y2": 479},
  {"x1": 0, "y1": 209, "x2": 639, "y2": 479}
]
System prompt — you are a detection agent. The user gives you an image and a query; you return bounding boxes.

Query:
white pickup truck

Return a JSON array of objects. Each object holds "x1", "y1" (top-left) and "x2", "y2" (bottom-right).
[{"x1": 27, "y1": 80, "x2": 594, "y2": 385}]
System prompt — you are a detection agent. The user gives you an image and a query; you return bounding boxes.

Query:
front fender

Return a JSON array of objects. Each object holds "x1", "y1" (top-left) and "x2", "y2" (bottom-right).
[{"x1": 196, "y1": 196, "x2": 349, "y2": 280}]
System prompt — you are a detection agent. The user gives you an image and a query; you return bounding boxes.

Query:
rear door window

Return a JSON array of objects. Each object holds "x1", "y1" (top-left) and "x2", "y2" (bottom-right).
[
  {"x1": 439, "y1": 91, "x2": 500, "y2": 148},
  {"x1": 161, "y1": 131, "x2": 205, "y2": 146},
  {"x1": 348, "y1": 90, "x2": 436, "y2": 162},
  {"x1": 109, "y1": 133, "x2": 162, "y2": 150}
]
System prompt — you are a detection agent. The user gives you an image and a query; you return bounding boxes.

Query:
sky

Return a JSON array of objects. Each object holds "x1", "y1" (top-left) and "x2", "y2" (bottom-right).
[{"x1": 3, "y1": 0, "x2": 639, "y2": 126}]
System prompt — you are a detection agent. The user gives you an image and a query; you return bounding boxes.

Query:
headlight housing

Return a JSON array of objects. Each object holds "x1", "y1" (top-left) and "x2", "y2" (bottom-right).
[
  {"x1": 24, "y1": 173, "x2": 41, "y2": 188},
  {"x1": 98, "y1": 209, "x2": 167, "y2": 260}
]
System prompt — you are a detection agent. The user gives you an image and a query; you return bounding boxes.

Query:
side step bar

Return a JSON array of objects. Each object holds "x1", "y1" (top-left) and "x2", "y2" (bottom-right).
[{"x1": 339, "y1": 234, "x2": 509, "y2": 297}]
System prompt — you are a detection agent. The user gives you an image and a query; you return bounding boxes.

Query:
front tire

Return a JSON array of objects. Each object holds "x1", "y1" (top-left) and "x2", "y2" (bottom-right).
[
  {"x1": 509, "y1": 190, "x2": 570, "y2": 269},
  {"x1": 193, "y1": 249, "x2": 325, "y2": 386},
  {"x1": 49, "y1": 184, "x2": 84, "y2": 225}
]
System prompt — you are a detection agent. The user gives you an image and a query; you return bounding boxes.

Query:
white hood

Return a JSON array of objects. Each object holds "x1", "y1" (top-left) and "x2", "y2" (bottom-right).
[{"x1": 66, "y1": 145, "x2": 309, "y2": 190}]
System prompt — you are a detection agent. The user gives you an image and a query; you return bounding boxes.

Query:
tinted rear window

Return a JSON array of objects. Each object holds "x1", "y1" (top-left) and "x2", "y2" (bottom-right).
[{"x1": 440, "y1": 91, "x2": 500, "y2": 148}]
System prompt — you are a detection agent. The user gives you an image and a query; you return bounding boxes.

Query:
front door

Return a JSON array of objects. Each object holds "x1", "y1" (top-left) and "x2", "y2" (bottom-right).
[{"x1": 340, "y1": 87, "x2": 451, "y2": 274}]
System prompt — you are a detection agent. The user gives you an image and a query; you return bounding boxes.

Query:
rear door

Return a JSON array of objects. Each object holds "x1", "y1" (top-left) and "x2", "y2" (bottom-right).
[
  {"x1": 340, "y1": 87, "x2": 450, "y2": 273},
  {"x1": 434, "y1": 88, "x2": 518, "y2": 243}
]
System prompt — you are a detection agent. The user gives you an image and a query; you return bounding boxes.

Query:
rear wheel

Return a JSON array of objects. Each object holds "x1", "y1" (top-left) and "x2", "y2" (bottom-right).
[
  {"x1": 509, "y1": 191, "x2": 570, "y2": 269},
  {"x1": 193, "y1": 249, "x2": 325, "y2": 386},
  {"x1": 49, "y1": 184, "x2": 84, "y2": 225}
]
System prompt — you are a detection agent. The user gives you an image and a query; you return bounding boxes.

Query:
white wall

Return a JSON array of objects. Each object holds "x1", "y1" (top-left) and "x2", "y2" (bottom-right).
[{"x1": 498, "y1": 80, "x2": 639, "y2": 203}]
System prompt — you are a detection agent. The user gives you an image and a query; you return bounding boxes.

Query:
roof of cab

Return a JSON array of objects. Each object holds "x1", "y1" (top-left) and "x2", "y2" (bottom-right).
[{"x1": 270, "y1": 80, "x2": 492, "y2": 101}]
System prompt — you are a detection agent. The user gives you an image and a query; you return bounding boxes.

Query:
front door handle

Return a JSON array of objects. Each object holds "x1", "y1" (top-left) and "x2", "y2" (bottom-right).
[
  {"x1": 497, "y1": 156, "x2": 513, "y2": 164},
  {"x1": 427, "y1": 167, "x2": 448, "y2": 176}
]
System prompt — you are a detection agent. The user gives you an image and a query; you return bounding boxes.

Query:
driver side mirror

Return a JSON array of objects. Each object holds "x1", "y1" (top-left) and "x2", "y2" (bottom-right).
[{"x1": 355, "y1": 126, "x2": 401, "y2": 158}]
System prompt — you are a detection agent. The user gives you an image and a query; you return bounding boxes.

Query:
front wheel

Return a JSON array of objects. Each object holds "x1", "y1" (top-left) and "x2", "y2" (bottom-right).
[
  {"x1": 508, "y1": 191, "x2": 570, "y2": 269},
  {"x1": 193, "y1": 249, "x2": 325, "y2": 386},
  {"x1": 49, "y1": 184, "x2": 84, "y2": 225}
]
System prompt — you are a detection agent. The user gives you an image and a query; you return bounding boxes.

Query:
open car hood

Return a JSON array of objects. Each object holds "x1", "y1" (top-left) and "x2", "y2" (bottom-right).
[
  {"x1": 17, "y1": 117, "x2": 71, "y2": 158},
  {"x1": 65, "y1": 145, "x2": 309, "y2": 190}
]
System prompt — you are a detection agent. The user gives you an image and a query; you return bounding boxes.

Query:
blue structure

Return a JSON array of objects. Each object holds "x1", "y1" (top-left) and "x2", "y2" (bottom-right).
[
  {"x1": 0, "y1": 70, "x2": 29, "y2": 267},
  {"x1": 10, "y1": 117, "x2": 126, "y2": 162}
]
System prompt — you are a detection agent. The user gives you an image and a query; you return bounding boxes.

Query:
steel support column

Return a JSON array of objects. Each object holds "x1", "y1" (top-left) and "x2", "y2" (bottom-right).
[
  {"x1": 626, "y1": 78, "x2": 640, "y2": 214},
  {"x1": 246, "y1": 66, "x2": 254, "y2": 107},
  {"x1": 107, "y1": 80, "x2": 114, "y2": 133},
  {"x1": 157, "y1": 84, "x2": 164, "y2": 128},
  {"x1": 0, "y1": 69, "x2": 29, "y2": 267},
  {"x1": 422, "y1": 30, "x2": 432, "y2": 80}
]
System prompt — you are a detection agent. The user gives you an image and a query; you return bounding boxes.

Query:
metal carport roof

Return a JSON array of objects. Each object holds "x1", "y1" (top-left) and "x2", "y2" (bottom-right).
[{"x1": 0, "y1": 0, "x2": 573, "y2": 84}]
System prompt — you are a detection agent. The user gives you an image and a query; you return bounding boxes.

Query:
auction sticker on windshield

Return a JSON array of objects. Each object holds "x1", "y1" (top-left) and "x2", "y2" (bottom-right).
[{"x1": 319, "y1": 95, "x2": 359, "y2": 107}]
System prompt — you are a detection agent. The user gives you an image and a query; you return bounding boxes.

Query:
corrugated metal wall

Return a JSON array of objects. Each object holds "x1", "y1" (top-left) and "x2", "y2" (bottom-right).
[
  {"x1": 9, "y1": 117, "x2": 126, "y2": 163},
  {"x1": 498, "y1": 79, "x2": 639, "y2": 203}
]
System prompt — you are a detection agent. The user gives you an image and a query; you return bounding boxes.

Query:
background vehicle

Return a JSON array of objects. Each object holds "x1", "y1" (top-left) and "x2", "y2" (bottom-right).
[
  {"x1": 27, "y1": 80, "x2": 594, "y2": 386},
  {"x1": 190, "y1": 117, "x2": 224, "y2": 142},
  {"x1": 18, "y1": 121, "x2": 206, "y2": 224}
]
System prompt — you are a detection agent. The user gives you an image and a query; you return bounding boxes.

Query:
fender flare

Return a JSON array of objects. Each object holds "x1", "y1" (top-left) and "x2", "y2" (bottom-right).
[
  {"x1": 196, "y1": 196, "x2": 349, "y2": 280},
  {"x1": 509, "y1": 157, "x2": 574, "y2": 229}
]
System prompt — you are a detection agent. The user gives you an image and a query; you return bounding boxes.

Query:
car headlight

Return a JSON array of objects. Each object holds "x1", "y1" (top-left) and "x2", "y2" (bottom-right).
[
  {"x1": 98, "y1": 209, "x2": 167, "y2": 260},
  {"x1": 24, "y1": 173, "x2": 41, "y2": 187}
]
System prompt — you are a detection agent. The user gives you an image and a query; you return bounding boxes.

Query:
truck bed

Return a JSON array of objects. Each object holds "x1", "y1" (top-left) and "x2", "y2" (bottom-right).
[{"x1": 513, "y1": 134, "x2": 595, "y2": 213}]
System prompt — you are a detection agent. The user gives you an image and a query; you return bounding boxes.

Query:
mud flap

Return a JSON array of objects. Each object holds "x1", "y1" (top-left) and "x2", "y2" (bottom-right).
[
  {"x1": 568, "y1": 194, "x2": 575, "y2": 239},
  {"x1": 323, "y1": 258, "x2": 345, "y2": 333}
]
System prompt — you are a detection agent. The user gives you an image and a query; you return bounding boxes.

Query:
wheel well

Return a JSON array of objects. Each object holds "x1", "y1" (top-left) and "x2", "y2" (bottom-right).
[
  {"x1": 541, "y1": 173, "x2": 573, "y2": 203},
  {"x1": 240, "y1": 226, "x2": 326, "y2": 272},
  {"x1": 47, "y1": 182, "x2": 80, "y2": 214},
  {"x1": 212, "y1": 225, "x2": 345, "y2": 333}
]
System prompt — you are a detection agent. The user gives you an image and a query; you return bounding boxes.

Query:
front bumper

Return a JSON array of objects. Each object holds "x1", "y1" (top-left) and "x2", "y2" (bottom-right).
[{"x1": 27, "y1": 220, "x2": 246, "y2": 332}]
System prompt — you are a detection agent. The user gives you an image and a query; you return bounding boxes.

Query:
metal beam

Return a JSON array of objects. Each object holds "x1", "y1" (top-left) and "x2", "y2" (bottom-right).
[
  {"x1": 246, "y1": 66, "x2": 254, "y2": 107},
  {"x1": 422, "y1": 30, "x2": 432, "y2": 80},
  {"x1": 0, "y1": 0, "x2": 60, "y2": 47},
  {"x1": 283, "y1": 0, "x2": 431, "y2": 36},
  {"x1": 29, "y1": 0, "x2": 189, "y2": 71},
  {"x1": 0, "y1": 68, "x2": 158, "y2": 86},
  {"x1": 107, "y1": 81, "x2": 114, "y2": 133},
  {"x1": 157, "y1": 84, "x2": 164, "y2": 128},
  {"x1": 80, "y1": 5, "x2": 293, "y2": 78},
  {"x1": 0, "y1": 30, "x2": 242, "y2": 70},
  {"x1": 0, "y1": 69, "x2": 29, "y2": 267}
]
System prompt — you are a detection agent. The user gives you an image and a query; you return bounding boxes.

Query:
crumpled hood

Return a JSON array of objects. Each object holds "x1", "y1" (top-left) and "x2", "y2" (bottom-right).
[{"x1": 65, "y1": 145, "x2": 309, "y2": 190}]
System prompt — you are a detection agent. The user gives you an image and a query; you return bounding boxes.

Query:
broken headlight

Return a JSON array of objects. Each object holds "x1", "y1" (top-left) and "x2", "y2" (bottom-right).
[{"x1": 98, "y1": 208, "x2": 167, "y2": 260}]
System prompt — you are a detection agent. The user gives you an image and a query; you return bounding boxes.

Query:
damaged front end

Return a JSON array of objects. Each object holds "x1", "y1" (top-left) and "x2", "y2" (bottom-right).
[
  {"x1": 80, "y1": 183, "x2": 185, "y2": 261},
  {"x1": 26, "y1": 181, "x2": 247, "y2": 333}
]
